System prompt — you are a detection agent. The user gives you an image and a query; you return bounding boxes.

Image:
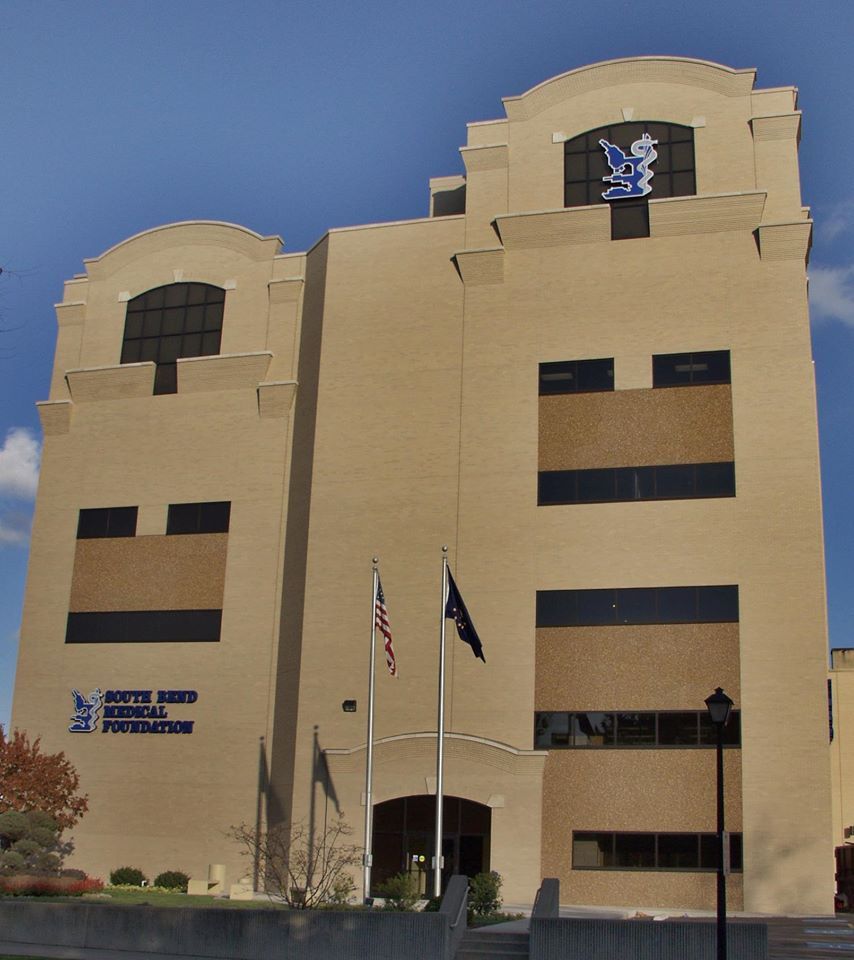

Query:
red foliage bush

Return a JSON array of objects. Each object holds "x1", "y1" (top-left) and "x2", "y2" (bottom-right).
[{"x1": 0, "y1": 874, "x2": 104, "y2": 897}]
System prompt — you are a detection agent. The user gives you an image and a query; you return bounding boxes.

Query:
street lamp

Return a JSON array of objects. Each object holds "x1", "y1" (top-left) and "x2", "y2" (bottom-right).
[{"x1": 705, "y1": 687, "x2": 734, "y2": 960}]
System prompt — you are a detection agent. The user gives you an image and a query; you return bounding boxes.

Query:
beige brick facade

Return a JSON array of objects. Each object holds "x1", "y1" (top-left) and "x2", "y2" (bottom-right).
[{"x1": 12, "y1": 57, "x2": 833, "y2": 913}]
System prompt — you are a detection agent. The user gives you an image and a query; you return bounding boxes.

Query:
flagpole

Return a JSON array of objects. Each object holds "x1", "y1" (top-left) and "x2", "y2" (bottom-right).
[
  {"x1": 363, "y1": 558, "x2": 379, "y2": 902},
  {"x1": 434, "y1": 545, "x2": 448, "y2": 898}
]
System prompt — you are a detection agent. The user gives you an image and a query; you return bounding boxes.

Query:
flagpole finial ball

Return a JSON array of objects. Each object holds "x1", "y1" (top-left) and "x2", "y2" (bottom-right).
[
  {"x1": 372, "y1": 556, "x2": 378, "y2": 564},
  {"x1": 442, "y1": 545, "x2": 448, "y2": 554}
]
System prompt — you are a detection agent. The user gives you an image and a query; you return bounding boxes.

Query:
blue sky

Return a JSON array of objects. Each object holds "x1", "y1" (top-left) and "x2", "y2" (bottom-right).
[{"x1": 2, "y1": 0, "x2": 853, "y2": 732}]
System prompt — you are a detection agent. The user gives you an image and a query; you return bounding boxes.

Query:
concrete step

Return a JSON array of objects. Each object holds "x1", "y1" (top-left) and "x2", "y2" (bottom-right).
[{"x1": 457, "y1": 930, "x2": 530, "y2": 959}]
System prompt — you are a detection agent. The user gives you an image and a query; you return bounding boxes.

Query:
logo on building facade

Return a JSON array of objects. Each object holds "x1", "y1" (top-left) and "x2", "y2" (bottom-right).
[
  {"x1": 69, "y1": 688, "x2": 102, "y2": 733},
  {"x1": 68, "y1": 688, "x2": 198, "y2": 735},
  {"x1": 598, "y1": 133, "x2": 658, "y2": 199}
]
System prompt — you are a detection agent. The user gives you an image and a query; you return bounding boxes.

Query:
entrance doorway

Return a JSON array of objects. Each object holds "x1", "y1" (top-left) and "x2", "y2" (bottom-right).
[{"x1": 370, "y1": 795, "x2": 491, "y2": 897}]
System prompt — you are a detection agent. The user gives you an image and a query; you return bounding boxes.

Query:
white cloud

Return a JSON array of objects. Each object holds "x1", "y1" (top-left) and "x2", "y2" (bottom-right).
[
  {"x1": 0, "y1": 514, "x2": 30, "y2": 545},
  {"x1": 0, "y1": 428, "x2": 40, "y2": 500},
  {"x1": 809, "y1": 264, "x2": 854, "y2": 327},
  {"x1": 818, "y1": 200, "x2": 854, "y2": 244}
]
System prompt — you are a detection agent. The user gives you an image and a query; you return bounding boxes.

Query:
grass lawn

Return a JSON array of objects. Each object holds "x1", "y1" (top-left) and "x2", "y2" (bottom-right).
[{"x1": 0, "y1": 888, "x2": 284, "y2": 909}]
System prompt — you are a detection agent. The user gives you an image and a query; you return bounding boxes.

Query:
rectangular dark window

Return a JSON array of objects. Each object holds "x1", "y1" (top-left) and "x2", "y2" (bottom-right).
[
  {"x1": 77, "y1": 507, "x2": 138, "y2": 539},
  {"x1": 573, "y1": 832, "x2": 743, "y2": 871},
  {"x1": 534, "y1": 711, "x2": 741, "y2": 749},
  {"x1": 66, "y1": 609, "x2": 222, "y2": 643},
  {"x1": 536, "y1": 586, "x2": 738, "y2": 627},
  {"x1": 538, "y1": 462, "x2": 735, "y2": 506},
  {"x1": 610, "y1": 200, "x2": 650, "y2": 240},
  {"x1": 166, "y1": 501, "x2": 231, "y2": 535},
  {"x1": 539, "y1": 358, "x2": 614, "y2": 395},
  {"x1": 653, "y1": 350, "x2": 731, "y2": 387}
]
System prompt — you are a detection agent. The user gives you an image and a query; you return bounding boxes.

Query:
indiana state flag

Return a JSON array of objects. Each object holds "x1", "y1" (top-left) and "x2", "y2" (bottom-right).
[{"x1": 445, "y1": 569, "x2": 486, "y2": 662}]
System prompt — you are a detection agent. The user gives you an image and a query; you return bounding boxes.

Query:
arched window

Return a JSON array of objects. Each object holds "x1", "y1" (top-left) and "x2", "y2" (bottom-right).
[
  {"x1": 120, "y1": 282, "x2": 225, "y2": 394},
  {"x1": 564, "y1": 121, "x2": 696, "y2": 208}
]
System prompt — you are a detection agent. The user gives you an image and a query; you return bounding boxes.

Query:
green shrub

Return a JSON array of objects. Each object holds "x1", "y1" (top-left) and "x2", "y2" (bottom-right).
[
  {"x1": 468, "y1": 871, "x2": 502, "y2": 918},
  {"x1": 423, "y1": 895, "x2": 442, "y2": 912},
  {"x1": 326, "y1": 874, "x2": 356, "y2": 905},
  {"x1": 375, "y1": 872, "x2": 420, "y2": 911},
  {"x1": 153, "y1": 870, "x2": 189, "y2": 891},
  {"x1": 0, "y1": 810, "x2": 61, "y2": 876},
  {"x1": 109, "y1": 866, "x2": 147, "y2": 887}
]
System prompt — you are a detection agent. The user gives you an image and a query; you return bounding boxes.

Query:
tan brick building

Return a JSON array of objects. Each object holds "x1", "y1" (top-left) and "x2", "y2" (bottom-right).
[{"x1": 12, "y1": 56, "x2": 833, "y2": 913}]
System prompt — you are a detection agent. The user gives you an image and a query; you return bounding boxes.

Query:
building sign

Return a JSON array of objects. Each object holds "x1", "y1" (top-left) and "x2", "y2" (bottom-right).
[
  {"x1": 598, "y1": 133, "x2": 657, "y2": 199},
  {"x1": 69, "y1": 688, "x2": 198, "y2": 735}
]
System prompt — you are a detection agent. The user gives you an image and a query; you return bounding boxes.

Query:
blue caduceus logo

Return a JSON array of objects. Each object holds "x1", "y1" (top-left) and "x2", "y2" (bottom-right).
[
  {"x1": 598, "y1": 133, "x2": 658, "y2": 200},
  {"x1": 69, "y1": 688, "x2": 102, "y2": 733}
]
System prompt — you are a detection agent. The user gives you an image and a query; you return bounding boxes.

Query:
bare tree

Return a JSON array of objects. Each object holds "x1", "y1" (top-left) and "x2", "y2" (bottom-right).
[{"x1": 229, "y1": 815, "x2": 361, "y2": 909}]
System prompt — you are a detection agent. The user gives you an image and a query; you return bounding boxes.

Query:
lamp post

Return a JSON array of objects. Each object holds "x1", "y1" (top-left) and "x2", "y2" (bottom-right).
[{"x1": 705, "y1": 687, "x2": 734, "y2": 960}]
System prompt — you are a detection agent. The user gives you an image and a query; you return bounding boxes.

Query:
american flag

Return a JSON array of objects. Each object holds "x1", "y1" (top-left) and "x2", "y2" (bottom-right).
[{"x1": 375, "y1": 576, "x2": 397, "y2": 676}]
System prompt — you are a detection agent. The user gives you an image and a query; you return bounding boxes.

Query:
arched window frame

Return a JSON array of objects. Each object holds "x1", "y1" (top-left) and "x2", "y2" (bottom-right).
[
  {"x1": 564, "y1": 121, "x2": 696, "y2": 209},
  {"x1": 120, "y1": 282, "x2": 226, "y2": 394}
]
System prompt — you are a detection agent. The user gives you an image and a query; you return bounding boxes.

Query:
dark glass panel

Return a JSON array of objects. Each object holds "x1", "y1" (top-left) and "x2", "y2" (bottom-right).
[
  {"x1": 699, "y1": 834, "x2": 718, "y2": 869},
  {"x1": 77, "y1": 508, "x2": 109, "y2": 539},
  {"x1": 657, "y1": 587, "x2": 698, "y2": 622},
  {"x1": 615, "y1": 834, "x2": 655, "y2": 868},
  {"x1": 588, "y1": 148, "x2": 609, "y2": 180},
  {"x1": 573, "y1": 833, "x2": 613, "y2": 868},
  {"x1": 577, "y1": 589, "x2": 617, "y2": 625},
  {"x1": 573, "y1": 712, "x2": 615, "y2": 746},
  {"x1": 538, "y1": 471, "x2": 576, "y2": 505},
  {"x1": 205, "y1": 285, "x2": 226, "y2": 304},
  {"x1": 154, "y1": 363, "x2": 177, "y2": 395},
  {"x1": 653, "y1": 352, "x2": 692, "y2": 386},
  {"x1": 120, "y1": 341, "x2": 141, "y2": 364},
  {"x1": 66, "y1": 609, "x2": 221, "y2": 643},
  {"x1": 699, "y1": 710, "x2": 741, "y2": 746},
  {"x1": 539, "y1": 360, "x2": 577, "y2": 394},
  {"x1": 139, "y1": 338, "x2": 159, "y2": 362},
  {"x1": 374, "y1": 797, "x2": 405, "y2": 832},
  {"x1": 536, "y1": 591, "x2": 578, "y2": 627},
  {"x1": 167, "y1": 502, "x2": 200, "y2": 535},
  {"x1": 159, "y1": 335, "x2": 183, "y2": 362},
  {"x1": 695, "y1": 462, "x2": 735, "y2": 498},
  {"x1": 655, "y1": 144, "x2": 672, "y2": 172},
  {"x1": 730, "y1": 833, "x2": 743, "y2": 870},
  {"x1": 617, "y1": 588, "x2": 657, "y2": 624},
  {"x1": 658, "y1": 834, "x2": 699, "y2": 868},
  {"x1": 182, "y1": 333, "x2": 203, "y2": 358},
  {"x1": 671, "y1": 142, "x2": 694, "y2": 170},
  {"x1": 577, "y1": 469, "x2": 615, "y2": 503},
  {"x1": 203, "y1": 302, "x2": 224, "y2": 330},
  {"x1": 672, "y1": 171, "x2": 695, "y2": 197},
  {"x1": 611, "y1": 201, "x2": 650, "y2": 241},
  {"x1": 565, "y1": 154, "x2": 587, "y2": 180},
  {"x1": 699, "y1": 350, "x2": 731, "y2": 383},
  {"x1": 615, "y1": 466, "x2": 655, "y2": 500},
  {"x1": 564, "y1": 182, "x2": 589, "y2": 207},
  {"x1": 202, "y1": 330, "x2": 222, "y2": 355},
  {"x1": 657, "y1": 712, "x2": 700, "y2": 745},
  {"x1": 620, "y1": 123, "x2": 644, "y2": 143},
  {"x1": 124, "y1": 314, "x2": 144, "y2": 339},
  {"x1": 535, "y1": 712, "x2": 570, "y2": 747},
  {"x1": 184, "y1": 305, "x2": 205, "y2": 333},
  {"x1": 107, "y1": 506, "x2": 138, "y2": 538},
  {"x1": 164, "y1": 285, "x2": 187, "y2": 308},
  {"x1": 698, "y1": 585, "x2": 739, "y2": 621},
  {"x1": 576, "y1": 358, "x2": 614, "y2": 391},
  {"x1": 187, "y1": 283, "x2": 209, "y2": 305},
  {"x1": 161, "y1": 308, "x2": 184, "y2": 337},
  {"x1": 645, "y1": 123, "x2": 671, "y2": 141},
  {"x1": 142, "y1": 311, "x2": 162, "y2": 338},
  {"x1": 655, "y1": 464, "x2": 695, "y2": 499},
  {"x1": 199, "y1": 500, "x2": 231, "y2": 533},
  {"x1": 144, "y1": 287, "x2": 165, "y2": 309},
  {"x1": 615, "y1": 713, "x2": 656, "y2": 746}
]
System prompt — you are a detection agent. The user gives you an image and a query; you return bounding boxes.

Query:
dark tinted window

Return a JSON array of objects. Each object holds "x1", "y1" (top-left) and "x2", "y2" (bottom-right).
[
  {"x1": 77, "y1": 507, "x2": 138, "y2": 539},
  {"x1": 122, "y1": 283, "x2": 225, "y2": 395},
  {"x1": 534, "y1": 711, "x2": 741, "y2": 749},
  {"x1": 167, "y1": 501, "x2": 231, "y2": 535},
  {"x1": 564, "y1": 122, "x2": 695, "y2": 208},
  {"x1": 573, "y1": 832, "x2": 743, "y2": 871},
  {"x1": 611, "y1": 199, "x2": 650, "y2": 240},
  {"x1": 536, "y1": 586, "x2": 739, "y2": 626},
  {"x1": 66, "y1": 609, "x2": 222, "y2": 643},
  {"x1": 539, "y1": 359, "x2": 614, "y2": 395},
  {"x1": 538, "y1": 463, "x2": 735, "y2": 506},
  {"x1": 653, "y1": 351, "x2": 731, "y2": 387}
]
